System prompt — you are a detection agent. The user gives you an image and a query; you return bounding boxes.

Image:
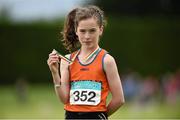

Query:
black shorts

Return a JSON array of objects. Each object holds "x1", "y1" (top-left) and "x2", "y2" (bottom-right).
[{"x1": 65, "y1": 110, "x2": 108, "y2": 119}]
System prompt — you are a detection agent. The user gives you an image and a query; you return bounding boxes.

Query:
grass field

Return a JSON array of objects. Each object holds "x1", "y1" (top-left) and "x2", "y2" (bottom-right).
[{"x1": 0, "y1": 84, "x2": 179, "y2": 119}]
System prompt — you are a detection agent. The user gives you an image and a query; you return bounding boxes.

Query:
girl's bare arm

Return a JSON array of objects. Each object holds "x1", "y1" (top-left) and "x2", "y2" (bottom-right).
[
  {"x1": 104, "y1": 54, "x2": 125, "y2": 116},
  {"x1": 47, "y1": 51, "x2": 70, "y2": 104}
]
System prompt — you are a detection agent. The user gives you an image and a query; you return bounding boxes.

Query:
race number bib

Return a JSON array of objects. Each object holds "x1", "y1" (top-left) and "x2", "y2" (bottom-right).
[{"x1": 70, "y1": 80, "x2": 101, "y2": 105}]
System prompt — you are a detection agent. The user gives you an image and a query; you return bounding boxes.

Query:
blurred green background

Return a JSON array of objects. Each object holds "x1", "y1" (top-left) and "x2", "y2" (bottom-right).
[{"x1": 0, "y1": 0, "x2": 180, "y2": 119}]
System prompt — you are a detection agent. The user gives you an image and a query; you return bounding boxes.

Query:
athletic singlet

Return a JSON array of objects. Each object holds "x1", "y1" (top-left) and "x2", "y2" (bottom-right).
[{"x1": 64, "y1": 48, "x2": 109, "y2": 112}]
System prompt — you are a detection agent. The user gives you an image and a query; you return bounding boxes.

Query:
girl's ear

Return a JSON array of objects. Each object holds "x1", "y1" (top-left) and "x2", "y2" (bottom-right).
[{"x1": 99, "y1": 26, "x2": 104, "y2": 36}]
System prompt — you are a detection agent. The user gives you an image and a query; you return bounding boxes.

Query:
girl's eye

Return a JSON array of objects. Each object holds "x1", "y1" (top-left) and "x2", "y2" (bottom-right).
[
  {"x1": 80, "y1": 30, "x2": 86, "y2": 33},
  {"x1": 89, "y1": 29, "x2": 96, "y2": 33}
]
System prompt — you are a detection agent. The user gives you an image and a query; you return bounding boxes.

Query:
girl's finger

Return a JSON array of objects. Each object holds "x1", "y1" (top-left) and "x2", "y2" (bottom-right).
[
  {"x1": 48, "y1": 60, "x2": 59, "y2": 66},
  {"x1": 48, "y1": 57, "x2": 59, "y2": 63},
  {"x1": 47, "y1": 56, "x2": 59, "y2": 64},
  {"x1": 49, "y1": 56, "x2": 59, "y2": 60}
]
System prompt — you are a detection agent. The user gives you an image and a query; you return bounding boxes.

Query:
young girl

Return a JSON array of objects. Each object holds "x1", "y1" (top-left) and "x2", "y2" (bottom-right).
[{"x1": 47, "y1": 5, "x2": 125, "y2": 119}]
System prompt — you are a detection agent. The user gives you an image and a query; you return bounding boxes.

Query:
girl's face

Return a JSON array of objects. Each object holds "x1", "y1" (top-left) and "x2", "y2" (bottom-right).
[{"x1": 76, "y1": 17, "x2": 103, "y2": 48}]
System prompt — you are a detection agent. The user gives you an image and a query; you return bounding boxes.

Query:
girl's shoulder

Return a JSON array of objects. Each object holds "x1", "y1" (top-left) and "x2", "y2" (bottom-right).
[
  {"x1": 100, "y1": 48, "x2": 115, "y2": 64},
  {"x1": 103, "y1": 52, "x2": 116, "y2": 66}
]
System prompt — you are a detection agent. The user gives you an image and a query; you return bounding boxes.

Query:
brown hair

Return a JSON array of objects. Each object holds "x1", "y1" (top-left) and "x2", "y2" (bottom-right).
[{"x1": 61, "y1": 5, "x2": 107, "y2": 52}]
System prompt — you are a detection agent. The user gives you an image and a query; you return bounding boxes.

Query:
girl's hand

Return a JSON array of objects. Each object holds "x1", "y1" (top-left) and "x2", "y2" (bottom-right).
[{"x1": 47, "y1": 50, "x2": 60, "y2": 74}]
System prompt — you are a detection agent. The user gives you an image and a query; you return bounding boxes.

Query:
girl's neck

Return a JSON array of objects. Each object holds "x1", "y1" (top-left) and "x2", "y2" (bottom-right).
[
  {"x1": 80, "y1": 45, "x2": 99, "y2": 56},
  {"x1": 78, "y1": 45, "x2": 99, "y2": 63}
]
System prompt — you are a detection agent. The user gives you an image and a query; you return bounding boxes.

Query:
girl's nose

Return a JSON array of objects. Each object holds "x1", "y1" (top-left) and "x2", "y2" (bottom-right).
[{"x1": 84, "y1": 32, "x2": 90, "y2": 39}]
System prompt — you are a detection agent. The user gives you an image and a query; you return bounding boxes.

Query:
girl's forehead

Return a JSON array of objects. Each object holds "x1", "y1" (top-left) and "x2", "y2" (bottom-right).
[{"x1": 77, "y1": 18, "x2": 99, "y2": 28}]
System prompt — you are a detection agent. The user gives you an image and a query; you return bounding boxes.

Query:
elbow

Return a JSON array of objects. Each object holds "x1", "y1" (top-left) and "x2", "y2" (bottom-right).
[
  {"x1": 60, "y1": 98, "x2": 69, "y2": 104},
  {"x1": 117, "y1": 97, "x2": 125, "y2": 107},
  {"x1": 58, "y1": 94, "x2": 69, "y2": 104},
  {"x1": 62, "y1": 100, "x2": 68, "y2": 104}
]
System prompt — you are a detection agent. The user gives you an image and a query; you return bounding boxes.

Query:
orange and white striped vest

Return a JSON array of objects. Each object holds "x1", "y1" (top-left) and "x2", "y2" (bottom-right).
[{"x1": 64, "y1": 48, "x2": 109, "y2": 112}]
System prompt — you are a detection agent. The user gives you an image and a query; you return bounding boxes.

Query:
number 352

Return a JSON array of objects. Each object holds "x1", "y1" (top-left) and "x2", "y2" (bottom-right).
[{"x1": 73, "y1": 90, "x2": 96, "y2": 103}]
